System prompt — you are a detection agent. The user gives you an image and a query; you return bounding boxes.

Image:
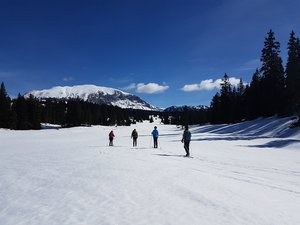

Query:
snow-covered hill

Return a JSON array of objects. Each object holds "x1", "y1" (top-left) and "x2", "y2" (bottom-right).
[
  {"x1": 1, "y1": 117, "x2": 300, "y2": 225},
  {"x1": 25, "y1": 85, "x2": 160, "y2": 111}
]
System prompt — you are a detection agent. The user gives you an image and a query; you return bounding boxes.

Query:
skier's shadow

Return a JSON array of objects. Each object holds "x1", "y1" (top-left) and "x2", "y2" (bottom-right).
[{"x1": 154, "y1": 153, "x2": 185, "y2": 158}]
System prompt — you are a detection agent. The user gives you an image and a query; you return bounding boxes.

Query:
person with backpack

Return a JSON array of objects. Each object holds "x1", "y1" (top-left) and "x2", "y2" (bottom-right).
[
  {"x1": 151, "y1": 126, "x2": 159, "y2": 148},
  {"x1": 109, "y1": 130, "x2": 115, "y2": 146},
  {"x1": 131, "y1": 129, "x2": 138, "y2": 147},
  {"x1": 181, "y1": 125, "x2": 191, "y2": 157}
]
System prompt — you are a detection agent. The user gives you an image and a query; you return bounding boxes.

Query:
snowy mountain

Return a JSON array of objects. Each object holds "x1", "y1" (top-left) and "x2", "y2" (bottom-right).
[
  {"x1": 164, "y1": 105, "x2": 208, "y2": 112},
  {"x1": 25, "y1": 85, "x2": 160, "y2": 111}
]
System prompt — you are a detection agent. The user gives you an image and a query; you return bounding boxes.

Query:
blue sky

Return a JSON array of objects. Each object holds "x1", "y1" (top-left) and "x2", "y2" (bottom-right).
[{"x1": 1, "y1": 0, "x2": 300, "y2": 108}]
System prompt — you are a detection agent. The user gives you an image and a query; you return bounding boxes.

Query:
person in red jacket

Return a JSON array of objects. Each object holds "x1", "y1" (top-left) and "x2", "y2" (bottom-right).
[{"x1": 109, "y1": 130, "x2": 115, "y2": 146}]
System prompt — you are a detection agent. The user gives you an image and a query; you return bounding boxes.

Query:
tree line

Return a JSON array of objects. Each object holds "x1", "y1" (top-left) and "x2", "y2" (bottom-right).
[
  {"x1": 0, "y1": 86, "x2": 132, "y2": 130},
  {"x1": 210, "y1": 30, "x2": 300, "y2": 125},
  {"x1": 161, "y1": 106, "x2": 210, "y2": 126}
]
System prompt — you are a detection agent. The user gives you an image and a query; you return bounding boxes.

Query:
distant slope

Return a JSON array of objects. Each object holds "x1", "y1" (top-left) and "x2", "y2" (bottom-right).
[{"x1": 25, "y1": 85, "x2": 160, "y2": 111}]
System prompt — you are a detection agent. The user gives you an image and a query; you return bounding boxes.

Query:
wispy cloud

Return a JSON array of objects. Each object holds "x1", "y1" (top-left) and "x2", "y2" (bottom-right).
[
  {"x1": 0, "y1": 71, "x2": 19, "y2": 78},
  {"x1": 123, "y1": 83, "x2": 136, "y2": 91},
  {"x1": 181, "y1": 77, "x2": 243, "y2": 92},
  {"x1": 237, "y1": 58, "x2": 260, "y2": 71},
  {"x1": 109, "y1": 73, "x2": 136, "y2": 84},
  {"x1": 63, "y1": 76, "x2": 74, "y2": 82},
  {"x1": 123, "y1": 83, "x2": 169, "y2": 94}
]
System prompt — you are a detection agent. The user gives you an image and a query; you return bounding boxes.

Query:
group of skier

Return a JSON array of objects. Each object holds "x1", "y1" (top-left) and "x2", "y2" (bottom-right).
[{"x1": 108, "y1": 125, "x2": 192, "y2": 157}]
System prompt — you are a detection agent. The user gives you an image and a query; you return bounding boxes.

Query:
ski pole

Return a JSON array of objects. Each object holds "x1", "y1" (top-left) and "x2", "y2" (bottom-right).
[{"x1": 149, "y1": 135, "x2": 152, "y2": 148}]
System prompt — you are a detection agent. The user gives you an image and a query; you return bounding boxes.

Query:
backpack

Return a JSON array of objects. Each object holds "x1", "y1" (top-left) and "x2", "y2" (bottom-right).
[
  {"x1": 109, "y1": 131, "x2": 114, "y2": 138},
  {"x1": 184, "y1": 130, "x2": 191, "y2": 141},
  {"x1": 132, "y1": 130, "x2": 138, "y2": 138}
]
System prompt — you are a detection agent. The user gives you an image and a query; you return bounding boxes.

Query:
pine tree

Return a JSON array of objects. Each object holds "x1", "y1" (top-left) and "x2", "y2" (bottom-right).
[
  {"x1": 260, "y1": 29, "x2": 285, "y2": 117},
  {"x1": 66, "y1": 99, "x2": 83, "y2": 127},
  {"x1": 0, "y1": 82, "x2": 9, "y2": 128},
  {"x1": 210, "y1": 93, "x2": 221, "y2": 124},
  {"x1": 149, "y1": 116, "x2": 154, "y2": 123},
  {"x1": 220, "y1": 73, "x2": 233, "y2": 123},
  {"x1": 26, "y1": 94, "x2": 41, "y2": 129},
  {"x1": 181, "y1": 106, "x2": 189, "y2": 126},
  {"x1": 0, "y1": 82, "x2": 15, "y2": 128},
  {"x1": 235, "y1": 78, "x2": 246, "y2": 121},
  {"x1": 12, "y1": 94, "x2": 29, "y2": 130},
  {"x1": 296, "y1": 38, "x2": 300, "y2": 117},
  {"x1": 286, "y1": 31, "x2": 300, "y2": 116},
  {"x1": 245, "y1": 69, "x2": 263, "y2": 119},
  {"x1": 237, "y1": 79, "x2": 245, "y2": 96}
]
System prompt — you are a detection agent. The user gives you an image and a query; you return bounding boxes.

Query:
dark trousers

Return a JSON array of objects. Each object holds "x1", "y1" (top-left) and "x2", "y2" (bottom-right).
[
  {"x1": 184, "y1": 141, "x2": 190, "y2": 156},
  {"x1": 153, "y1": 137, "x2": 158, "y2": 148},
  {"x1": 133, "y1": 138, "x2": 137, "y2": 147},
  {"x1": 109, "y1": 138, "x2": 114, "y2": 146}
]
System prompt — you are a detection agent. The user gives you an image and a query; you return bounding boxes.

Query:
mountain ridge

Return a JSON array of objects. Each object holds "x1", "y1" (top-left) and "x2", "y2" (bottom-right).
[
  {"x1": 25, "y1": 84, "x2": 160, "y2": 111},
  {"x1": 164, "y1": 105, "x2": 209, "y2": 112}
]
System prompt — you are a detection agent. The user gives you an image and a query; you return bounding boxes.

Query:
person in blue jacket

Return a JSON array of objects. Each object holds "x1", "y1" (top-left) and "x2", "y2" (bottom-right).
[{"x1": 151, "y1": 126, "x2": 159, "y2": 148}]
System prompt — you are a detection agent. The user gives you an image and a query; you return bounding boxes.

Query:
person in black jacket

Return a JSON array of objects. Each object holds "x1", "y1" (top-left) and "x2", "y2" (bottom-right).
[
  {"x1": 181, "y1": 125, "x2": 191, "y2": 157},
  {"x1": 109, "y1": 130, "x2": 115, "y2": 146},
  {"x1": 131, "y1": 129, "x2": 138, "y2": 147}
]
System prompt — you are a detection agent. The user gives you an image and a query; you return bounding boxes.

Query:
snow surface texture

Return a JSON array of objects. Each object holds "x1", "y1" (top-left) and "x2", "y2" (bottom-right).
[
  {"x1": 25, "y1": 84, "x2": 159, "y2": 111},
  {"x1": 1, "y1": 117, "x2": 300, "y2": 225}
]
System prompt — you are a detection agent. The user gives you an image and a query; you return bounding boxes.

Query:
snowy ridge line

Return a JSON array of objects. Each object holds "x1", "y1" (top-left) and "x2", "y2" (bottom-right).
[
  {"x1": 24, "y1": 84, "x2": 161, "y2": 111},
  {"x1": 25, "y1": 84, "x2": 130, "y2": 100}
]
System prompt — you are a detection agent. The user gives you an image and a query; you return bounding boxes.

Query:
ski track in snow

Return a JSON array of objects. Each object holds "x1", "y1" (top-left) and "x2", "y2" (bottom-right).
[{"x1": 1, "y1": 119, "x2": 300, "y2": 225}]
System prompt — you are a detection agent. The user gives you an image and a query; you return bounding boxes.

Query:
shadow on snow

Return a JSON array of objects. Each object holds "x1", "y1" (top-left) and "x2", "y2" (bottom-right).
[
  {"x1": 246, "y1": 139, "x2": 300, "y2": 148},
  {"x1": 192, "y1": 116, "x2": 299, "y2": 138},
  {"x1": 154, "y1": 153, "x2": 187, "y2": 158}
]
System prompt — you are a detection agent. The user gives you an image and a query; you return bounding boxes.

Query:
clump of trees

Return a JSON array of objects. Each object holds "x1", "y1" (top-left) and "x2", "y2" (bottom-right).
[
  {"x1": 161, "y1": 106, "x2": 210, "y2": 126},
  {"x1": 210, "y1": 30, "x2": 300, "y2": 125}
]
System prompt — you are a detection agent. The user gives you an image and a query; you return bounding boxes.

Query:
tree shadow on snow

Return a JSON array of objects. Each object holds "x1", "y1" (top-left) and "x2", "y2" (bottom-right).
[
  {"x1": 192, "y1": 136, "x2": 270, "y2": 142},
  {"x1": 192, "y1": 116, "x2": 300, "y2": 138},
  {"x1": 245, "y1": 139, "x2": 300, "y2": 148}
]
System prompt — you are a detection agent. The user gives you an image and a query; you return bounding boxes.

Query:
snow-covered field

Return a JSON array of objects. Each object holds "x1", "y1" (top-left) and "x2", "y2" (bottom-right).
[{"x1": 1, "y1": 117, "x2": 300, "y2": 225}]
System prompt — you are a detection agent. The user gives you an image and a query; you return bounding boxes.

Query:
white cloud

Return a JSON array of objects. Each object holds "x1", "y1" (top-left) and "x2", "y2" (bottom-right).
[
  {"x1": 181, "y1": 77, "x2": 243, "y2": 92},
  {"x1": 124, "y1": 82, "x2": 169, "y2": 94},
  {"x1": 136, "y1": 83, "x2": 169, "y2": 94},
  {"x1": 228, "y1": 77, "x2": 242, "y2": 86}
]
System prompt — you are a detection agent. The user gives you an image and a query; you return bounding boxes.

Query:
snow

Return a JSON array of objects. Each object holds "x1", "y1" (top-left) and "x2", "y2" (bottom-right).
[
  {"x1": 1, "y1": 117, "x2": 300, "y2": 225},
  {"x1": 111, "y1": 99, "x2": 156, "y2": 111},
  {"x1": 26, "y1": 85, "x2": 130, "y2": 101}
]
